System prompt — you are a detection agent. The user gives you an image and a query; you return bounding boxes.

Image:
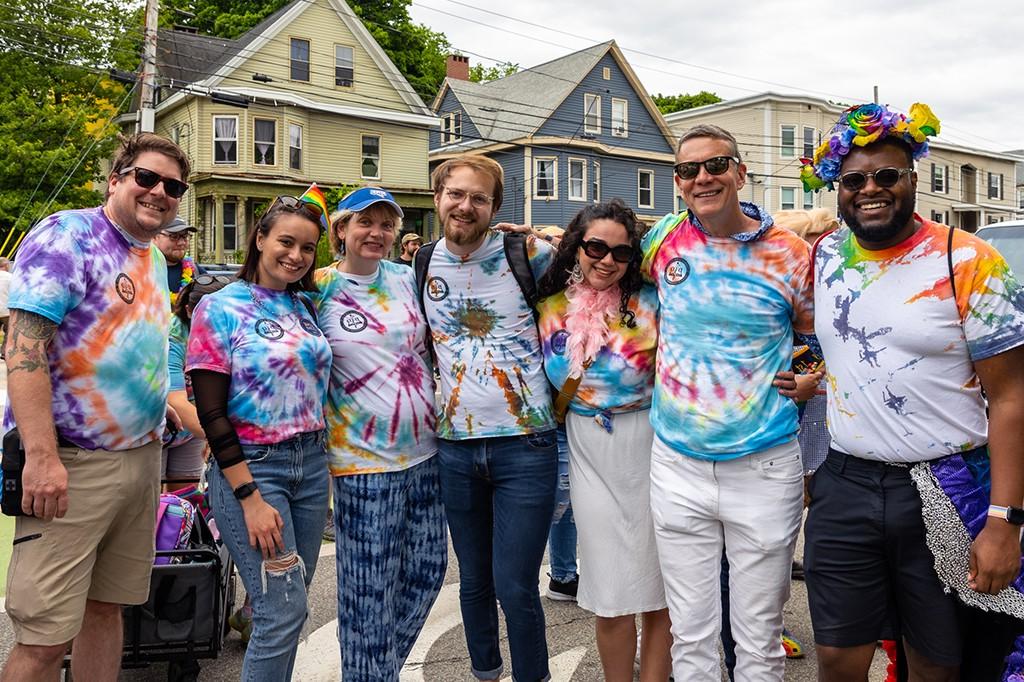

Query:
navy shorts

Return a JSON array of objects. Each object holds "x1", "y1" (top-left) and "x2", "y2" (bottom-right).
[{"x1": 804, "y1": 449, "x2": 961, "y2": 665}]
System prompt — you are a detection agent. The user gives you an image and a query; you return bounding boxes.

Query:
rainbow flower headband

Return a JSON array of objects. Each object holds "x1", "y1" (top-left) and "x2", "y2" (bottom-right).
[{"x1": 800, "y1": 102, "x2": 941, "y2": 192}]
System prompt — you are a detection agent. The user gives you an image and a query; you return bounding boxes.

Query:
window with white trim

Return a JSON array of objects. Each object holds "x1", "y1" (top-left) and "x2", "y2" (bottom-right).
[
  {"x1": 803, "y1": 127, "x2": 816, "y2": 159},
  {"x1": 335, "y1": 45, "x2": 354, "y2": 86},
  {"x1": 931, "y1": 163, "x2": 948, "y2": 193},
  {"x1": 361, "y1": 135, "x2": 380, "y2": 179},
  {"x1": 803, "y1": 189, "x2": 814, "y2": 210},
  {"x1": 989, "y1": 172, "x2": 1004, "y2": 200},
  {"x1": 290, "y1": 38, "x2": 310, "y2": 81},
  {"x1": 534, "y1": 157, "x2": 557, "y2": 198},
  {"x1": 780, "y1": 187, "x2": 797, "y2": 210},
  {"x1": 442, "y1": 112, "x2": 462, "y2": 144},
  {"x1": 253, "y1": 119, "x2": 276, "y2": 166},
  {"x1": 568, "y1": 158, "x2": 586, "y2": 201},
  {"x1": 288, "y1": 124, "x2": 302, "y2": 170},
  {"x1": 638, "y1": 170, "x2": 654, "y2": 208},
  {"x1": 223, "y1": 201, "x2": 238, "y2": 251},
  {"x1": 611, "y1": 98, "x2": 628, "y2": 137},
  {"x1": 584, "y1": 94, "x2": 601, "y2": 134},
  {"x1": 780, "y1": 125, "x2": 796, "y2": 158},
  {"x1": 213, "y1": 116, "x2": 237, "y2": 164},
  {"x1": 592, "y1": 160, "x2": 601, "y2": 202}
]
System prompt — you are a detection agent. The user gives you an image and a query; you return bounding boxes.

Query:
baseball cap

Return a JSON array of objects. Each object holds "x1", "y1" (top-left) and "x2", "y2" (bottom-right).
[
  {"x1": 336, "y1": 187, "x2": 405, "y2": 218},
  {"x1": 163, "y1": 217, "x2": 197, "y2": 234},
  {"x1": 401, "y1": 232, "x2": 422, "y2": 245}
]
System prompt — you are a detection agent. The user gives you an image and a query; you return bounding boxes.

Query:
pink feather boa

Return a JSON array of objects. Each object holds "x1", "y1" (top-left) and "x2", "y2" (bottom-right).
[{"x1": 564, "y1": 282, "x2": 620, "y2": 379}]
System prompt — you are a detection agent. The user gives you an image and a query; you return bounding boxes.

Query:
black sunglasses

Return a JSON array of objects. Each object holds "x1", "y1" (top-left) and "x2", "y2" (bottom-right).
[
  {"x1": 837, "y1": 167, "x2": 914, "y2": 192},
  {"x1": 261, "y1": 195, "x2": 325, "y2": 230},
  {"x1": 673, "y1": 155, "x2": 739, "y2": 180},
  {"x1": 581, "y1": 239, "x2": 633, "y2": 264},
  {"x1": 194, "y1": 274, "x2": 234, "y2": 286},
  {"x1": 120, "y1": 166, "x2": 189, "y2": 199}
]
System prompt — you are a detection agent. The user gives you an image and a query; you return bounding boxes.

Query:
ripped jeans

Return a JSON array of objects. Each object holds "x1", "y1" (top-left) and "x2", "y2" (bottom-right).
[{"x1": 208, "y1": 429, "x2": 330, "y2": 682}]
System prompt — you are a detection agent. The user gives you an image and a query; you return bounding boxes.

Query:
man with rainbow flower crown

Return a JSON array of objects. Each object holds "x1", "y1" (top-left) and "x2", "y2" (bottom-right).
[{"x1": 802, "y1": 102, "x2": 1024, "y2": 680}]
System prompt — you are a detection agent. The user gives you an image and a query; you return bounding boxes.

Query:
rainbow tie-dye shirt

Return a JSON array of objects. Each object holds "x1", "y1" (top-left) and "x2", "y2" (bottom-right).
[
  {"x1": 422, "y1": 231, "x2": 555, "y2": 439},
  {"x1": 537, "y1": 285, "x2": 659, "y2": 416},
  {"x1": 186, "y1": 281, "x2": 331, "y2": 445},
  {"x1": 641, "y1": 205, "x2": 814, "y2": 460},
  {"x1": 312, "y1": 261, "x2": 437, "y2": 476},
  {"x1": 815, "y1": 217, "x2": 1024, "y2": 463},
  {"x1": 166, "y1": 315, "x2": 196, "y2": 446},
  {"x1": 5, "y1": 207, "x2": 170, "y2": 450}
]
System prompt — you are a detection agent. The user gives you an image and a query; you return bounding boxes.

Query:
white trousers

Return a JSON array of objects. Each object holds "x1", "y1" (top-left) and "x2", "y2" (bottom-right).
[{"x1": 650, "y1": 437, "x2": 804, "y2": 682}]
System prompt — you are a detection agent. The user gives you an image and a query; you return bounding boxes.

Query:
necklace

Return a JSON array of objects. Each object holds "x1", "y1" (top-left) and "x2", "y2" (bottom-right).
[{"x1": 245, "y1": 281, "x2": 300, "y2": 318}]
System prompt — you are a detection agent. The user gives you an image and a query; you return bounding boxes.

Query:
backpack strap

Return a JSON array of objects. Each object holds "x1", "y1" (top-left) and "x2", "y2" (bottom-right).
[
  {"x1": 414, "y1": 239, "x2": 439, "y2": 317},
  {"x1": 502, "y1": 232, "x2": 539, "y2": 311},
  {"x1": 947, "y1": 225, "x2": 961, "y2": 322}
]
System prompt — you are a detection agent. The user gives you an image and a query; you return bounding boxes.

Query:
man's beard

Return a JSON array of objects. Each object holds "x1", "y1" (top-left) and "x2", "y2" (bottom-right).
[
  {"x1": 443, "y1": 215, "x2": 488, "y2": 246},
  {"x1": 841, "y1": 200, "x2": 916, "y2": 246}
]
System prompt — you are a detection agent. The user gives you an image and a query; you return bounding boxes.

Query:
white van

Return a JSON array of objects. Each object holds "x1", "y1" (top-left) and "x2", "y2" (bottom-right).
[{"x1": 976, "y1": 220, "x2": 1024, "y2": 276}]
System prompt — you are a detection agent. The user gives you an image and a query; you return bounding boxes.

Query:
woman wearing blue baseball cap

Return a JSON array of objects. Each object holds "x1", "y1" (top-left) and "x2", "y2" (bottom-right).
[{"x1": 309, "y1": 187, "x2": 444, "y2": 680}]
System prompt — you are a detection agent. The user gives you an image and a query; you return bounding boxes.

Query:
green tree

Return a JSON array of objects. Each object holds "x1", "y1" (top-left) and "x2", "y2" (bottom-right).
[
  {"x1": 0, "y1": 0, "x2": 135, "y2": 238},
  {"x1": 469, "y1": 61, "x2": 519, "y2": 83},
  {"x1": 651, "y1": 91, "x2": 722, "y2": 115}
]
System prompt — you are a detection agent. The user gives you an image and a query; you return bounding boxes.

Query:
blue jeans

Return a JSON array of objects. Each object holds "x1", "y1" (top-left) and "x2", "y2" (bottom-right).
[
  {"x1": 547, "y1": 426, "x2": 577, "y2": 582},
  {"x1": 438, "y1": 431, "x2": 559, "y2": 682},
  {"x1": 208, "y1": 430, "x2": 329, "y2": 682},
  {"x1": 334, "y1": 457, "x2": 448, "y2": 681}
]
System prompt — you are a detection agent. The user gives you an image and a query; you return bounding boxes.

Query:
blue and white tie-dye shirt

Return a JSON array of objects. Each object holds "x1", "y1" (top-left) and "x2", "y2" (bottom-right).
[
  {"x1": 186, "y1": 281, "x2": 331, "y2": 445},
  {"x1": 423, "y1": 231, "x2": 556, "y2": 439},
  {"x1": 313, "y1": 261, "x2": 437, "y2": 476},
  {"x1": 641, "y1": 206, "x2": 815, "y2": 460},
  {"x1": 5, "y1": 207, "x2": 170, "y2": 450},
  {"x1": 816, "y1": 217, "x2": 1024, "y2": 463}
]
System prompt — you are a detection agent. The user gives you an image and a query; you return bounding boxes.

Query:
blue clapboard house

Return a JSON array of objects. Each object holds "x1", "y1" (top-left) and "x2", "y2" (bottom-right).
[{"x1": 429, "y1": 41, "x2": 678, "y2": 229}]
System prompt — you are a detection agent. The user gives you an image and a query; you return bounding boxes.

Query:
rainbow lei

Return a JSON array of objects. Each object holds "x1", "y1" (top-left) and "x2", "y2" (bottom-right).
[
  {"x1": 170, "y1": 256, "x2": 196, "y2": 306},
  {"x1": 800, "y1": 102, "x2": 941, "y2": 192}
]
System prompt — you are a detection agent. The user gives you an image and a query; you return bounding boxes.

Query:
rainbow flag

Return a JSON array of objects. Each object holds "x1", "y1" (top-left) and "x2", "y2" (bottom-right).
[{"x1": 299, "y1": 183, "x2": 330, "y2": 232}]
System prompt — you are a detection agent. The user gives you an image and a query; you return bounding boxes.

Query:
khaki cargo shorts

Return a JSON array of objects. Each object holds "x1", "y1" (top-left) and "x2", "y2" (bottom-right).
[{"x1": 5, "y1": 439, "x2": 161, "y2": 646}]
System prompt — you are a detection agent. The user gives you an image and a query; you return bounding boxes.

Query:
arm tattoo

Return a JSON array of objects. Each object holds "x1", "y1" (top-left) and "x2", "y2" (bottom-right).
[{"x1": 6, "y1": 311, "x2": 58, "y2": 375}]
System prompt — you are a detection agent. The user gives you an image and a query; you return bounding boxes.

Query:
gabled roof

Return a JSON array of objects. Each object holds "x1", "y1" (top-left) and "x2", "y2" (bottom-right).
[
  {"x1": 433, "y1": 41, "x2": 675, "y2": 151},
  {"x1": 153, "y1": 0, "x2": 433, "y2": 121}
]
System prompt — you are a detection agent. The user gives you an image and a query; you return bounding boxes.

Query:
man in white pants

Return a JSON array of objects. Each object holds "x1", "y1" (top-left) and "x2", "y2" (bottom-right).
[{"x1": 640, "y1": 124, "x2": 815, "y2": 680}]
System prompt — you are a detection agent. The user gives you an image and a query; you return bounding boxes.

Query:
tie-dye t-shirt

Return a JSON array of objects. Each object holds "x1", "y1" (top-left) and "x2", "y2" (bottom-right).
[
  {"x1": 537, "y1": 285, "x2": 658, "y2": 416},
  {"x1": 423, "y1": 231, "x2": 555, "y2": 439},
  {"x1": 312, "y1": 261, "x2": 436, "y2": 476},
  {"x1": 641, "y1": 205, "x2": 814, "y2": 460},
  {"x1": 186, "y1": 281, "x2": 331, "y2": 445},
  {"x1": 5, "y1": 207, "x2": 170, "y2": 451},
  {"x1": 815, "y1": 217, "x2": 1024, "y2": 463}
]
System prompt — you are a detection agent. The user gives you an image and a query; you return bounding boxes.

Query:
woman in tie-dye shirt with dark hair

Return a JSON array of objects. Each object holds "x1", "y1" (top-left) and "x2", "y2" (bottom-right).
[
  {"x1": 187, "y1": 193, "x2": 332, "y2": 680},
  {"x1": 535, "y1": 199, "x2": 672, "y2": 682},
  {"x1": 313, "y1": 187, "x2": 444, "y2": 681}
]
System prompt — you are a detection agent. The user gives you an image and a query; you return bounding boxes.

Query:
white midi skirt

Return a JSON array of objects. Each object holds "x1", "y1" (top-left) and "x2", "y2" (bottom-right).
[{"x1": 566, "y1": 408, "x2": 666, "y2": 617}]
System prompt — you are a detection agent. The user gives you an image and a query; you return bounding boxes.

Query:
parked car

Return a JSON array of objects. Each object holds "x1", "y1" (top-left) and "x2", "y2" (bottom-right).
[
  {"x1": 977, "y1": 220, "x2": 1024, "y2": 277},
  {"x1": 197, "y1": 263, "x2": 242, "y2": 278}
]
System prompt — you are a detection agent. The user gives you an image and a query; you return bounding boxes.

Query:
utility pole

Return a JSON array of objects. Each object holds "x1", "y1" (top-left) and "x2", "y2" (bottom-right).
[
  {"x1": 873, "y1": 85, "x2": 879, "y2": 105},
  {"x1": 138, "y1": 0, "x2": 159, "y2": 133}
]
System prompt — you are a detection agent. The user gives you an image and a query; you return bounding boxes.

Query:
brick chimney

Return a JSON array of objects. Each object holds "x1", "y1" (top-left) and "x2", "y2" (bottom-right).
[{"x1": 446, "y1": 54, "x2": 470, "y2": 81}]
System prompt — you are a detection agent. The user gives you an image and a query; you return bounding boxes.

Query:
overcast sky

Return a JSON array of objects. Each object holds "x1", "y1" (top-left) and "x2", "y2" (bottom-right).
[{"x1": 409, "y1": 0, "x2": 1022, "y2": 154}]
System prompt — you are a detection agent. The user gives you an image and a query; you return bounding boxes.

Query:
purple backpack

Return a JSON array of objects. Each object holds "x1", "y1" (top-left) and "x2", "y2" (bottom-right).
[{"x1": 154, "y1": 494, "x2": 195, "y2": 565}]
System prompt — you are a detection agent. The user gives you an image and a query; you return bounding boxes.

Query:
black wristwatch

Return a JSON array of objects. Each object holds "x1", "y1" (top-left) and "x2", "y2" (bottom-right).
[
  {"x1": 233, "y1": 481, "x2": 259, "y2": 501},
  {"x1": 988, "y1": 504, "x2": 1024, "y2": 525}
]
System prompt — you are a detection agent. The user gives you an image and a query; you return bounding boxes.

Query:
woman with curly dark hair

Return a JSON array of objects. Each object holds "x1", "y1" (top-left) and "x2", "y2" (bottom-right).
[{"x1": 536, "y1": 199, "x2": 671, "y2": 682}]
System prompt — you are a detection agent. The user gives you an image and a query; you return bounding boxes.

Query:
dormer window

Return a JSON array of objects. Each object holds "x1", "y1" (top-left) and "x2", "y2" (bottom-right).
[{"x1": 584, "y1": 94, "x2": 601, "y2": 134}]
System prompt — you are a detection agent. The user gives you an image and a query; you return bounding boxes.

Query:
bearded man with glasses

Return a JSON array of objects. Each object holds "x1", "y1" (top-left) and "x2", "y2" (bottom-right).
[
  {"x1": 1, "y1": 133, "x2": 189, "y2": 681},
  {"x1": 639, "y1": 123, "x2": 817, "y2": 680},
  {"x1": 153, "y1": 217, "x2": 206, "y2": 305},
  {"x1": 803, "y1": 103, "x2": 1024, "y2": 681}
]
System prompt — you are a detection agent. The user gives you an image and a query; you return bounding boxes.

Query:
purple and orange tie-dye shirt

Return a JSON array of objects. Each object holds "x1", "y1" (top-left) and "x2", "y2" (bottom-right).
[
  {"x1": 641, "y1": 205, "x2": 814, "y2": 460},
  {"x1": 186, "y1": 281, "x2": 331, "y2": 445},
  {"x1": 423, "y1": 231, "x2": 555, "y2": 439},
  {"x1": 815, "y1": 217, "x2": 1024, "y2": 463},
  {"x1": 537, "y1": 285, "x2": 658, "y2": 417},
  {"x1": 312, "y1": 261, "x2": 436, "y2": 476},
  {"x1": 5, "y1": 207, "x2": 170, "y2": 450}
]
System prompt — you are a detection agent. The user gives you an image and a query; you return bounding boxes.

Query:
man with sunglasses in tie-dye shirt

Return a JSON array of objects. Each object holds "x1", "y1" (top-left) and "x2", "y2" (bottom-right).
[
  {"x1": 802, "y1": 103, "x2": 1024, "y2": 681},
  {"x1": 2, "y1": 133, "x2": 189, "y2": 682}
]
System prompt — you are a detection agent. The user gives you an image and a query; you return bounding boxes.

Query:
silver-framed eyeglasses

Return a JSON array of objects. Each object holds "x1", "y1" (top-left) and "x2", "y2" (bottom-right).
[{"x1": 443, "y1": 187, "x2": 493, "y2": 209}]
